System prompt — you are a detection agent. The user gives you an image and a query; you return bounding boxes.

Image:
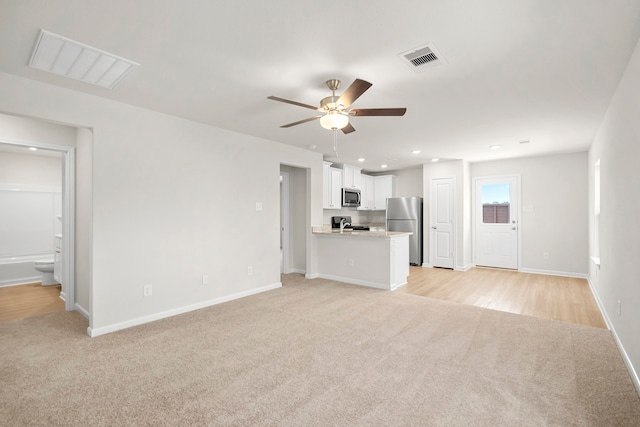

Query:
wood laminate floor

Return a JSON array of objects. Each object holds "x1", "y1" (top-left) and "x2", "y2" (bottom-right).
[
  {"x1": 398, "y1": 266, "x2": 607, "y2": 329},
  {"x1": 0, "y1": 268, "x2": 607, "y2": 329},
  {"x1": 0, "y1": 282, "x2": 65, "y2": 322}
]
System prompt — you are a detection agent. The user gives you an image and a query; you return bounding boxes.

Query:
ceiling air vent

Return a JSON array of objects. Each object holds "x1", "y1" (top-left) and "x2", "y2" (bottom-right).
[
  {"x1": 28, "y1": 29, "x2": 139, "y2": 89},
  {"x1": 398, "y1": 43, "x2": 447, "y2": 73}
]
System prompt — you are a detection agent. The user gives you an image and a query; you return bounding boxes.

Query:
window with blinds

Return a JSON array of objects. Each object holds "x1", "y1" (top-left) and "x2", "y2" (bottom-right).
[{"x1": 483, "y1": 204, "x2": 510, "y2": 223}]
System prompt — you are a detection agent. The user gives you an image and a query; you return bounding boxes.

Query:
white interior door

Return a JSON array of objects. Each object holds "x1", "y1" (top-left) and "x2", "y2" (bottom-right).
[
  {"x1": 430, "y1": 177, "x2": 454, "y2": 269},
  {"x1": 474, "y1": 176, "x2": 519, "y2": 269}
]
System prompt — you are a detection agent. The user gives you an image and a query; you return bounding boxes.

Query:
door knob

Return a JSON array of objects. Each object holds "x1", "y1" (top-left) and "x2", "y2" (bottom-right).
[
  {"x1": 432, "y1": 226, "x2": 437, "y2": 229},
  {"x1": 512, "y1": 227, "x2": 516, "y2": 230}
]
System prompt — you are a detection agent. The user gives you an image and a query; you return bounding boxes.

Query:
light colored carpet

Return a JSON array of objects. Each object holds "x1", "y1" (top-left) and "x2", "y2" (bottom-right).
[{"x1": 2, "y1": 274, "x2": 639, "y2": 426}]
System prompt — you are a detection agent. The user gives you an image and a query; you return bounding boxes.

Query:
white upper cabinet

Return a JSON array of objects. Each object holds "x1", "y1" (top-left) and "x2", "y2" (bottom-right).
[
  {"x1": 343, "y1": 164, "x2": 362, "y2": 189},
  {"x1": 359, "y1": 174, "x2": 375, "y2": 210},
  {"x1": 323, "y1": 162, "x2": 343, "y2": 209},
  {"x1": 373, "y1": 175, "x2": 396, "y2": 210}
]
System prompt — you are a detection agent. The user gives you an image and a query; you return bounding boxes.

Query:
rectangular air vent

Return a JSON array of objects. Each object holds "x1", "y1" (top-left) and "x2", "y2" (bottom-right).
[
  {"x1": 29, "y1": 30, "x2": 139, "y2": 89},
  {"x1": 398, "y1": 43, "x2": 447, "y2": 73}
]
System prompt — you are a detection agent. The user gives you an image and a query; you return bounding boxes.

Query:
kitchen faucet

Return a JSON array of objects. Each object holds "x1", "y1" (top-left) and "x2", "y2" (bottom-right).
[{"x1": 340, "y1": 218, "x2": 351, "y2": 233}]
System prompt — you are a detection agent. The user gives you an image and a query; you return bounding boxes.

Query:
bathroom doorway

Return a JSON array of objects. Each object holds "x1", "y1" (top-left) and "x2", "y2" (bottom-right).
[{"x1": 0, "y1": 114, "x2": 79, "y2": 316}]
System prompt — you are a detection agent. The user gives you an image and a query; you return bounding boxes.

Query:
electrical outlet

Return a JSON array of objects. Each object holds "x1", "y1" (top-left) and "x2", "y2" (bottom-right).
[
  {"x1": 143, "y1": 284, "x2": 152, "y2": 297},
  {"x1": 348, "y1": 258, "x2": 354, "y2": 267},
  {"x1": 543, "y1": 252, "x2": 549, "y2": 260},
  {"x1": 247, "y1": 266, "x2": 253, "y2": 276},
  {"x1": 202, "y1": 275, "x2": 208, "y2": 285},
  {"x1": 255, "y1": 202, "x2": 263, "y2": 211}
]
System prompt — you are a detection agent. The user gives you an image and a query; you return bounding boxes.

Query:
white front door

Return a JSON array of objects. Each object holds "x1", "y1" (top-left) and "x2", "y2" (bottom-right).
[
  {"x1": 474, "y1": 176, "x2": 519, "y2": 269},
  {"x1": 430, "y1": 177, "x2": 454, "y2": 269}
]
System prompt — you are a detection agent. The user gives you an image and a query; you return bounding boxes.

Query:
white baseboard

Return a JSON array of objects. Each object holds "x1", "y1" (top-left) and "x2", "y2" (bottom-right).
[
  {"x1": 0, "y1": 276, "x2": 41, "y2": 288},
  {"x1": 305, "y1": 272, "x2": 319, "y2": 279},
  {"x1": 587, "y1": 277, "x2": 640, "y2": 396},
  {"x1": 87, "y1": 282, "x2": 282, "y2": 338},
  {"x1": 317, "y1": 273, "x2": 393, "y2": 291},
  {"x1": 518, "y1": 268, "x2": 588, "y2": 279},
  {"x1": 74, "y1": 303, "x2": 90, "y2": 320},
  {"x1": 455, "y1": 264, "x2": 474, "y2": 272},
  {"x1": 291, "y1": 268, "x2": 306, "y2": 274}
]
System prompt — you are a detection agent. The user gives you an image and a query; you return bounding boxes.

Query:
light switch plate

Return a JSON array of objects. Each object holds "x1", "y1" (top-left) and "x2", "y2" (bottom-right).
[{"x1": 255, "y1": 202, "x2": 263, "y2": 211}]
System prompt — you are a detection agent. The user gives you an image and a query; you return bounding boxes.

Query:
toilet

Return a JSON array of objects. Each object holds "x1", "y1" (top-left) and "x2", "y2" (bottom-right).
[{"x1": 34, "y1": 260, "x2": 58, "y2": 286}]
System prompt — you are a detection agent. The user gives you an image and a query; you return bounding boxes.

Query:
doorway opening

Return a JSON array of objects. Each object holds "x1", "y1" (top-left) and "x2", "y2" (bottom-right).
[
  {"x1": 0, "y1": 139, "x2": 76, "y2": 313},
  {"x1": 279, "y1": 165, "x2": 308, "y2": 275}
]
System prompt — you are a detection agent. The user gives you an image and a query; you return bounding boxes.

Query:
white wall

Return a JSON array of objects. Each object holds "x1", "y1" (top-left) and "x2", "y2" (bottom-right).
[
  {"x1": 588, "y1": 36, "x2": 640, "y2": 386},
  {"x1": 0, "y1": 151, "x2": 62, "y2": 258},
  {"x1": 393, "y1": 167, "x2": 423, "y2": 198},
  {"x1": 0, "y1": 71, "x2": 323, "y2": 335},
  {"x1": 471, "y1": 152, "x2": 588, "y2": 276},
  {"x1": 75, "y1": 128, "x2": 92, "y2": 314},
  {"x1": 0, "y1": 150, "x2": 62, "y2": 188}
]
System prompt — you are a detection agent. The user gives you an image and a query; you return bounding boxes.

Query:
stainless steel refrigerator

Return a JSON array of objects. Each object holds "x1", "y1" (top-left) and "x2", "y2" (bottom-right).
[{"x1": 386, "y1": 197, "x2": 423, "y2": 266}]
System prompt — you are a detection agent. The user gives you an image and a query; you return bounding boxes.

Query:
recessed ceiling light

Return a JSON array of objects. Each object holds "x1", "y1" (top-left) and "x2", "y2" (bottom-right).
[
  {"x1": 29, "y1": 147, "x2": 38, "y2": 151},
  {"x1": 308, "y1": 144, "x2": 317, "y2": 150},
  {"x1": 431, "y1": 158, "x2": 439, "y2": 162},
  {"x1": 519, "y1": 140, "x2": 530, "y2": 144},
  {"x1": 411, "y1": 150, "x2": 421, "y2": 154},
  {"x1": 381, "y1": 164, "x2": 388, "y2": 168},
  {"x1": 489, "y1": 145, "x2": 501, "y2": 150},
  {"x1": 358, "y1": 158, "x2": 365, "y2": 162}
]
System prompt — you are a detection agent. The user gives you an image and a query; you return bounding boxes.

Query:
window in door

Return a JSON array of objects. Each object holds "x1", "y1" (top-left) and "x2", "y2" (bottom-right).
[{"x1": 481, "y1": 183, "x2": 510, "y2": 224}]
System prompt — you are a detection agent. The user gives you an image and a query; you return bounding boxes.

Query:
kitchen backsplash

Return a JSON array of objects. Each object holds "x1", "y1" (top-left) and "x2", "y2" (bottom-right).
[{"x1": 323, "y1": 209, "x2": 386, "y2": 226}]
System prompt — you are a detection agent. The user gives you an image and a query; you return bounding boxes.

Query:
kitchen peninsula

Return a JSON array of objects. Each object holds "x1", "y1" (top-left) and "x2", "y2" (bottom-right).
[{"x1": 312, "y1": 227, "x2": 412, "y2": 290}]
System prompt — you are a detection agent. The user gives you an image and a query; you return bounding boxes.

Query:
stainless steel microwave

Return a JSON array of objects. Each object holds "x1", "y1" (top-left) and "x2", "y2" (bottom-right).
[{"x1": 342, "y1": 188, "x2": 361, "y2": 207}]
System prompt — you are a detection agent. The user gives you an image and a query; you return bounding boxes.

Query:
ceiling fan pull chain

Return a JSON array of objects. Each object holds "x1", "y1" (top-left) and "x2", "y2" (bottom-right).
[{"x1": 333, "y1": 129, "x2": 339, "y2": 158}]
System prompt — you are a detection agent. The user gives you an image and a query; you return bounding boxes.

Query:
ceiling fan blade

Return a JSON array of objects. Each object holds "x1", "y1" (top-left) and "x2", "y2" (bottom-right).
[
  {"x1": 267, "y1": 96, "x2": 320, "y2": 111},
  {"x1": 337, "y1": 79, "x2": 372, "y2": 108},
  {"x1": 341, "y1": 122, "x2": 356, "y2": 134},
  {"x1": 349, "y1": 108, "x2": 407, "y2": 117},
  {"x1": 280, "y1": 115, "x2": 322, "y2": 128}
]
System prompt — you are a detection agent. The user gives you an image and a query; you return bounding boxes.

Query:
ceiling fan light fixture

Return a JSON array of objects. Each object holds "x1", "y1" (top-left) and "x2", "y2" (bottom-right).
[{"x1": 320, "y1": 111, "x2": 349, "y2": 130}]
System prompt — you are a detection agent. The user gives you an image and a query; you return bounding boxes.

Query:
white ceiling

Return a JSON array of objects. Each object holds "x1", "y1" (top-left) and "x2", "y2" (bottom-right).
[{"x1": 1, "y1": 1, "x2": 640, "y2": 172}]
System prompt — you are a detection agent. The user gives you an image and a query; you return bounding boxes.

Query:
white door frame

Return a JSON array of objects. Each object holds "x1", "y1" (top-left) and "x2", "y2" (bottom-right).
[
  {"x1": 472, "y1": 174, "x2": 521, "y2": 270},
  {"x1": 1, "y1": 138, "x2": 76, "y2": 311},
  {"x1": 279, "y1": 171, "x2": 291, "y2": 274},
  {"x1": 429, "y1": 176, "x2": 456, "y2": 269}
]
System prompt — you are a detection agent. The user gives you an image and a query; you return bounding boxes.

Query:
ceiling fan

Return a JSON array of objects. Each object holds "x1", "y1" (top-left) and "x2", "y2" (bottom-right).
[{"x1": 267, "y1": 78, "x2": 406, "y2": 134}]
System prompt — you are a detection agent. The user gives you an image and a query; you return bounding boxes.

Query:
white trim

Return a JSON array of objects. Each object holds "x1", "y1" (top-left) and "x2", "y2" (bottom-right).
[
  {"x1": 0, "y1": 184, "x2": 61, "y2": 192},
  {"x1": 74, "y1": 303, "x2": 90, "y2": 320},
  {"x1": 0, "y1": 137, "x2": 76, "y2": 313},
  {"x1": 291, "y1": 268, "x2": 306, "y2": 274},
  {"x1": 87, "y1": 282, "x2": 282, "y2": 337},
  {"x1": 518, "y1": 268, "x2": 588, "y2": 279},
  {"x1": 280, "y1": 171, "x2": 291, "y2": 274},
  {"x1": 305, "y1": 272, "x2": 319, "y2": 279},
  {"x1": 422, "y1": 263, "x2": 433, "y2": 268},
  {"x1": 587, "y1": 277, "x2": 640, "y2": 396},
  {"x1": 0, "y1": 276, "x2": 42, "y2": 288},
  {"x1": 317, "y1": 273, "x2": 405, "y2": 291},
  {"x1": 455, "y1": 263, "x2": 474, "y2": 272}
]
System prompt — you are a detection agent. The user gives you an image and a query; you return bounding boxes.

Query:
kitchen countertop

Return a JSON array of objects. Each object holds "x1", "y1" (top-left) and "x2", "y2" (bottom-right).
[{"x1": 312, "y1": 226, "x2": 412, "y2": 238}]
